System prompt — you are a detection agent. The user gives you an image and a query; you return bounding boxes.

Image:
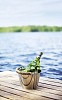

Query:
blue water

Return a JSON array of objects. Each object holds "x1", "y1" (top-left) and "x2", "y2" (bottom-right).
[{"x1": 0, "y1": 32, "x2": 62, "y2": 80}]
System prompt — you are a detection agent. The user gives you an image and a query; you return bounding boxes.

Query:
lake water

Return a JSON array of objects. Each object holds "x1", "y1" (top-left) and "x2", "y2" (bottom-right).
[{"x1": 0, "y1": 32, "x2": 62, "y2": 80}]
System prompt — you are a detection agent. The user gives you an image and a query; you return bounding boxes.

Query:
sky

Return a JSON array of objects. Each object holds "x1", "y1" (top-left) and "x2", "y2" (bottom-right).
[{"x1": 0, "y1": 0, "x2": 62, "y2": 26}]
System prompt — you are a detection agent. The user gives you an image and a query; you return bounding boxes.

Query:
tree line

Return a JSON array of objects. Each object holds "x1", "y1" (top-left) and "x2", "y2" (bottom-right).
[{"x1": 0, "y1": 25, "x2": 62, "y2": 32}]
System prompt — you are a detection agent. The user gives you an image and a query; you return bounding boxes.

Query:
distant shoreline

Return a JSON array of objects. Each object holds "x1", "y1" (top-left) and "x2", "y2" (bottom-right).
[{"x1": 0, "y1": 25, "x2": 62, "y2": 32}]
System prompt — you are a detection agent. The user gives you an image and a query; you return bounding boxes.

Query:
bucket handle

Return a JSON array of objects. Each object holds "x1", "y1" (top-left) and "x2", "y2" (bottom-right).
[
  {"x1": 16, "y1": 67, "x2": 33, "y2": 86},
  {"x1": 20, "y1": 74, "x2": 33, "y2": 86}
]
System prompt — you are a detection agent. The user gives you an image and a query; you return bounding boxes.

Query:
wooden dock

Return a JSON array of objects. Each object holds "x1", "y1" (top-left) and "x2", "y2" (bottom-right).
[{"x1": 0, "y1": 71, "x2": 62, "y2": 100}]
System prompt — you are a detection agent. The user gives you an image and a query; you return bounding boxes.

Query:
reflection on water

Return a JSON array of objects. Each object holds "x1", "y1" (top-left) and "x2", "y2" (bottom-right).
[{"x1": 0, "y1": 32, "x2": 62, "y2": 80}]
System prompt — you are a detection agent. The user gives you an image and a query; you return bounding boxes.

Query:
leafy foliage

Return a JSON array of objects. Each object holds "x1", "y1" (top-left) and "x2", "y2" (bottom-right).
[{"x1": 19, "y1": 52, "x2": 43, "y2": 73}]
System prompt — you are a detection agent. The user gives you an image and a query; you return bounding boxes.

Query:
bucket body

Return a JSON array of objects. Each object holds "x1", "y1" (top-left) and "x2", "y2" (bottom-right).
[{"x1": 16, "y1": 68, "x2": 40, "y2": 89}]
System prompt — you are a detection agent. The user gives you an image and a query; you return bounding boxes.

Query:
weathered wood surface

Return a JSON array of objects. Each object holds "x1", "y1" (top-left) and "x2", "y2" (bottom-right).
[{"x1": 0, "y1": 71, "x2": 62, "y2": 100}]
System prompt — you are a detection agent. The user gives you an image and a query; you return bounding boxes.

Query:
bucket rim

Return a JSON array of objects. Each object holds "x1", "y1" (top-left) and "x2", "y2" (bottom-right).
[{"x1": 16, "y1": 67, "x2": 33, "y2": 75}]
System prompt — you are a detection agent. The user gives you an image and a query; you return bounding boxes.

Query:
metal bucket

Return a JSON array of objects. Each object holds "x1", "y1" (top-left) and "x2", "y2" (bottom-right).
[{"x1": 16, "y1": 67, "x2": 40, "y2": 89}]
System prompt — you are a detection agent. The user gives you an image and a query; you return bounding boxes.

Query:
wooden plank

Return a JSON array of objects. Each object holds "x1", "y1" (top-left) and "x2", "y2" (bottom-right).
[
  {"x1": 0, "y1": 74, "x2": 62, "y2": 88},
  {"x1": 1, "y1": 88, "x2": 52, "y2": 100},
  {"x1": 0, "y1": 84, "x2": 53, "y2": 100},
  {"x1": 38, "y1": 82, "x2": 62, "y2": 92},
  {"x1": 0, "y1": 72, "x2": 62, "y2": 85},
  {"x1": 0, "y1": 96, "x2": 9, "y2": 100},
  {"x1": 0, "y1": 72, "x2": 62, "y2": 100},
  {"x1": 0, "y1": 80, "x2": 62, "y2": 96},
  {"x1": 0, "y1": 78, "x2": 62, "y2": 92},
  {"x1": 39, "y1": 77, "x2": 62, "y2": 86},
  {"x1": 40, "y1": 78, "x2": 62, "y2": 87},
  {"x1": 1, "y1": 76, "x2": 62, "y2": 87},
  {"x1": 0, "y1": 90, "x2": 30, "y2": 100},
  {"x1": 0, "y1": 71, "x2": 62, "y2": 84},
  {"x1": 0, "y1": 81, "x2": 62, "y2": 100}
]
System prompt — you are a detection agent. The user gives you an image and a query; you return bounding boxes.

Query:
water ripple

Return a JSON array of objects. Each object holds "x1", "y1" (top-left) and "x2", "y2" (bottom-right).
[
  {"x1": 0, "y1": 32, "x2": 62, "y2": 80},
  {"x1": 42, "y1": 57, "x2": 55, "y2": 61},
  {"x1": 19, "y1": 53, "x2": 36, "y2": 57}
]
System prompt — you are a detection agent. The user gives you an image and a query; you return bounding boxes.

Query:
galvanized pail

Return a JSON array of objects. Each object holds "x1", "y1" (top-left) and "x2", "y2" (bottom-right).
[{"x1": 16, "y1": 67, "x2": 40, "y2": 89}]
